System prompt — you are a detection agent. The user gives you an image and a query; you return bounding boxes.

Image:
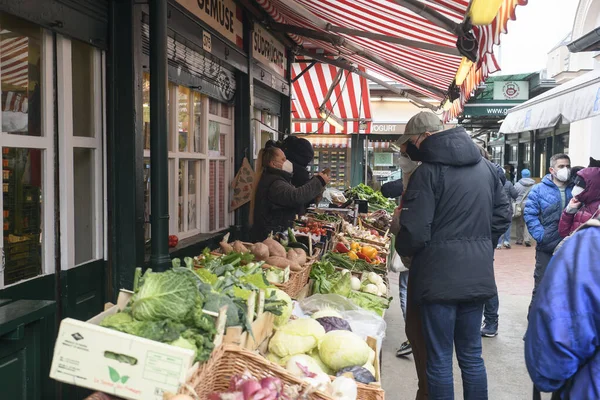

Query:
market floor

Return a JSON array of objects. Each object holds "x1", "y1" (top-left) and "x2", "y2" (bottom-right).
[{"x1": 382, "y1": 245, "x2": 550, "y2": 400}]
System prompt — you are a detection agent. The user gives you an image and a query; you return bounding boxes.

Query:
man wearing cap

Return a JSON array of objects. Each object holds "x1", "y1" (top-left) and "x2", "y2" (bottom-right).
[
  {"x1": 396, "y1": 112, "x2": 511, "y2": 399},
  {"x1": 514, "y1": 169, "x2": 536, "y2": 247}
]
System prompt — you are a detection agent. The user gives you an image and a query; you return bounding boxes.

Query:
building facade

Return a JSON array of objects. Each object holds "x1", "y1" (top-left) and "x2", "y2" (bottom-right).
[{"x1": 0, "y1": 1, "x2": 293, "y2": 397}]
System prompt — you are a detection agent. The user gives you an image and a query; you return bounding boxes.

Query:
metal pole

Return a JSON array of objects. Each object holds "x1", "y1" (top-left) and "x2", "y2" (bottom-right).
[{"x1": 149, "y1": 0, "x2": 170, "y2": 271}]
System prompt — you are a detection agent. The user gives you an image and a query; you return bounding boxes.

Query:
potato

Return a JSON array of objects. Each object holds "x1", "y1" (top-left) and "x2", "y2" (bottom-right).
[
  {"x1": 251, "y1": 243, "x2": 270, "y2": 261},
  {"x1": 220, "y1": 241, "x2": 233, "y2": 254},
  {"x1": 287, "y1": 249, "x2": 300, "y2": 262},
  {"x1": 232, "y1": 240, "x2": 249, "y2": 253},
  {"x1": 293, "y1": 248, "x2": 307, "y2": 265},
  {"x1": 263, "y1": 238, "x2": 286, "y2": 258},
  {"x1": 266, "y1": 256, "x2": 301, "y2": 272}
]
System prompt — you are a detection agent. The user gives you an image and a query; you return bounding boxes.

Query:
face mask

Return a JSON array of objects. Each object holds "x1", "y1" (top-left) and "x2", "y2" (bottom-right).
[
  {"x1": 282, "y1": 160, "x2": 294, "y2": 174},
  {"x1": 572, "y1": 186, "x2": 584, "y2": 197},
  {"x1": 555, "y1": 167, "x2": 570, "y2": 182},
  {"x1": 398, "y1": 154, "x2": 419, "y2": 174},
  {"x1": 405, "y1": 142, "x2": 423, "y2": 162}
]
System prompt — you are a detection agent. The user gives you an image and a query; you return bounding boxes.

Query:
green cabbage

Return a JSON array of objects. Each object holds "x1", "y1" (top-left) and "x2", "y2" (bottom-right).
[
  {"x1": 319, "y1": 330, "x2": 370, "y2": 372},
  {"x1": 309, "y1": 348, "x2": 334, "y2": 375},
  {"x1": 131, "y1": 269, "x2": 198, "y2": 321},
  {"x1": 268, "y1": 318, "x2": 326, "y2": 358},
  {"x1": 268, "y1": 288, "x2": 292, "y2": 327}
]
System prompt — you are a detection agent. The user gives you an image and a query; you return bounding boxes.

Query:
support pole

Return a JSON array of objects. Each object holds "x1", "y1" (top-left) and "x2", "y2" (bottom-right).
[{"x1": 149, "y1": 0, "x2": 170, "y2": 271}]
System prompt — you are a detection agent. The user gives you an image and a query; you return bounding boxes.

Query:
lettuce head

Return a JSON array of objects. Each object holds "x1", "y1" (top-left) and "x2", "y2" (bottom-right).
[{"x1": 268, "y1": 318, "x2": 326, "y2": 358}]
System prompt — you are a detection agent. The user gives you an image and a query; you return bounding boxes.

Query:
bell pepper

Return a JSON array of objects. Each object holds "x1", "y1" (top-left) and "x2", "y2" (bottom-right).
[
  {"x1": 356, "y1": 252, "x2": 372, "y2": 263},
  {"x1": 335, "y1": 243, "x2": 350, "y2": 253},
  {"x1": 348, "y1": 250, "x2": 359, "y2": 260},
  {"x1": 360, "y1": 245, "x2": 378, "y2": 260},
  {"x1": 350, "y1": 242, "x2": 361, "y2": 252}
]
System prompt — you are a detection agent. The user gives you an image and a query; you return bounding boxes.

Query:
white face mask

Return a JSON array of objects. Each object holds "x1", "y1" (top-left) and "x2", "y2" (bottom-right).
[
  {"x1": 554, "y1": 167, "x2": 570, "y2": 182},
  {"x1": 282, "y1": 160, "x2": 294, "y2": 174},
  {"x1": 572, "y1": 186, "x2": 584, "y2": 197},
  {"x1": 398, "y1": 154, "x2": 419, "y2": 175}
]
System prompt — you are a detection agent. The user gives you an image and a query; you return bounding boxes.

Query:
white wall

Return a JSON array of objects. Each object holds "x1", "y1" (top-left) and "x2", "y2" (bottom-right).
[
  {"x1": 370, "y1": 99, "x2": 440, "y2": 123},
  {"x1": 568, "y1": 116, "x2": 600, "y2": 166},
  {"x1": 547, "y1": 45, "x2": 572, "y2": 78}
]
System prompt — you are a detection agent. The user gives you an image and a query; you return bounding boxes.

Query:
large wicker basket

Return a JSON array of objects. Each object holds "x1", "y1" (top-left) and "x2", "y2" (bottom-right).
[
  {"x1": 179, "y1": 344, "x2": 331, "y2": 400},
  {"x1": 180, "y1": 344, "x2": 385, "y2": 400},
  {"x1": 270, "y1": 248, "x2": 320, "y2": 299}
]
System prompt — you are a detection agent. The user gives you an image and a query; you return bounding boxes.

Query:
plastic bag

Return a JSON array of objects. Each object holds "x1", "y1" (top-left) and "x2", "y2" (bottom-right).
[
  {"x1": 298, "y1": 294, "x2": 386, "y2": 353},
  {"x1": 322, "y1": 188, "x2": 347, "y2": 205},
  {"x1": 389, "y1": 252, "x2": 407, "y2": 273}
]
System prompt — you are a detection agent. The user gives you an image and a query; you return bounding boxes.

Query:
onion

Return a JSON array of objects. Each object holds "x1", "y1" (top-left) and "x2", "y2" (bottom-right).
[
  {"x1": 260, "y1": 377, "x2": 283, "y2": 392},
  {"x1": 241, "y1": 380, "x2": 262, "y2": 399}
]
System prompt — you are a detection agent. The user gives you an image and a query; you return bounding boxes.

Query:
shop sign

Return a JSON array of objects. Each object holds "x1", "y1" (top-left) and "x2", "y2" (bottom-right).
[
  {"x1": 463, "y1": 104, "x2": 515, "y2": 117},
  {"x1": 176, "y1": 0, "x2": 243, "y2": 47},
  {"x1": 252, "y1": 24, "x2": 287, "y2": 78},
  {"x1": 370, "y1": 123, "x2": 405, "y2": 134},
  {"x1": 493, "y1": 81, "x2": 529, "y2": 101}
]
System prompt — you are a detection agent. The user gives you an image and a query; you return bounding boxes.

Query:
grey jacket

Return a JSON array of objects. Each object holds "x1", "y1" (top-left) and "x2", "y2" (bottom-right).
[
  {"x1": 503, "y1": 181, "x2": 518, "y2": 213},
  {"x1": 515, "y1": 178, "x2": 536, "y2": 204}
]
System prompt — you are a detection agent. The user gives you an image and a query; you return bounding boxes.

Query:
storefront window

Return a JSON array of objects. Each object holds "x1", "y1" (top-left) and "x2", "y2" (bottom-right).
[
  {"x1": 143, "y1": 75, "x2": 233, "y2": 240},
  {"x1": 72, "y1": 39, "x2": 94, "y2": 137},
  {"x1": 2, "y1": 147, "x2": 43, "y2": 285},
  {"x1": 0, "y1": 15, "x2": 43, "y2": 137},
  {"x1": 73, "y1": 148, "x2": 94, "y2": 265}
]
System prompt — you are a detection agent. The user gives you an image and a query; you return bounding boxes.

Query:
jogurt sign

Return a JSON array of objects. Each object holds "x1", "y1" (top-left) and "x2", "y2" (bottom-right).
[
  {"x1": 177, "y1": 0, "x2": 243, "y2": 47},
  {"x1": 252, "y1": 24, "x2": 287, "y2": 78}
]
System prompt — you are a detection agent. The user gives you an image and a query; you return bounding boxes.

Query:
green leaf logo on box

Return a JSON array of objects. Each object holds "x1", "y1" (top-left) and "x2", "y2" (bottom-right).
[{"x1": 108, "y1": 366, "x2": 130, "y2": 384}]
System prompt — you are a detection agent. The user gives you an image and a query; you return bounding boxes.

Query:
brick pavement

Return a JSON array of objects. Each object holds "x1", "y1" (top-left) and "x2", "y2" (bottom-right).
[{"x1": 493, "y1": 244, "x2": 536, "y2": 297}]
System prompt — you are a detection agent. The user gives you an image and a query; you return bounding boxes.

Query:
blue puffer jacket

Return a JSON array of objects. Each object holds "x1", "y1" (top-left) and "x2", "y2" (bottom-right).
[
  {"x1": 525, "y1": 218, "x2": 600, "y2": 399},
  {"x1": 524, "y1": 175, "x2": 572, "y2": 253}
]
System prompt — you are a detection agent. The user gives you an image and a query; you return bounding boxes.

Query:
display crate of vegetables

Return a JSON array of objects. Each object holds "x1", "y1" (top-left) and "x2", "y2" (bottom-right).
[
  {"x1": 309, "y1": 260, "x2": 391, "y2": 317},
  {"x1": 262, "y1": 313, "x2": 385, "y2": 400},
  {"x1": 212, "y1": 233, "x2": 318, "y2": 299},
  {"x1": 345, "y1": 184, "x2": 396, "y2": 213}
]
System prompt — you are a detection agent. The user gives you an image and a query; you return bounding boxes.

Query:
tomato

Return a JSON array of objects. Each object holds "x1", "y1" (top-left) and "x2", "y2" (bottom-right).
[{"x1": 168, "y1": 235, "x2": 179, "y2": 248}]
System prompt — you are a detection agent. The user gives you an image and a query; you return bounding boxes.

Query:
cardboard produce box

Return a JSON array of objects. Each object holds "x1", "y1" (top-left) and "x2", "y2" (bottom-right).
[{"x1": 50, "y1": 292, "x2": 196, "y2": 400}]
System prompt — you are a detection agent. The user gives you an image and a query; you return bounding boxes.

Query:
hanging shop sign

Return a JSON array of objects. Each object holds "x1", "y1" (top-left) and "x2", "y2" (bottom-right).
[
  {"x1": 176, "y1": 0, "x2": 243, "y2": 48},
  {"x1": 252, "y1": 24, "x2": 287, "y2": 78},
  {"x1": 370, "y1": 123, "x2": 406, "y2": 134},
  {"x1": 493, "y1": 81, "x2": 529, "y2": 101},
  {"x1": 463, "y1": 104, "x2": 515, "y2": 117}
]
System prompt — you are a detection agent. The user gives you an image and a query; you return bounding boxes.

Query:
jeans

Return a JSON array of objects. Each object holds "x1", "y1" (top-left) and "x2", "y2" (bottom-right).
[
  {"x1": 421, "y1": 302, "x2": 488, "y2": 400},
  {"x1": 482, "y1": 295, "x2": 499, "y2": 325},
  {"x1": 528, "y1": 250, "x2": 553, "y2": 316},
  {"x1": 515, "y1": 216, "x2": 531, "y2": 244},
  {"x1": 399, "y1": 270, "x2": 409, "y2": 322},
  {"x1": 406, "y1": 271, "x2": 428, "y2": 400},
  {"x1": 497, "y1": 221, "x2": 512, "y2": 246}
]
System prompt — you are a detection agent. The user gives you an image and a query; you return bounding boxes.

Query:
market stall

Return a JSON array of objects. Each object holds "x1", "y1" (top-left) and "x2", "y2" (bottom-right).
[{"x1": 52, "y1": 185, "x2": 396, "y2": 400}]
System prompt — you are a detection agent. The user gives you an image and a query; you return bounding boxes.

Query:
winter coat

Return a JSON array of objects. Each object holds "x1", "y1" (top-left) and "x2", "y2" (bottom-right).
[
  {"x1": 283, "y1": 136, "x2": 320, "y2": 215},
  {"x1": 524, "y1": 175, "x2": 573, "y2": 253},
  {"x1": 525, "y1": 217, "x2": 600, "y2": 399},
  {"x1": 250, "y1": 167, "x2": 325, "y2": 242},
  {"x1": 558, "y1": 167, "x2": 600, "y2": 237},
  {"x1": 515, "y1": 178, "x2": 536, "y2": 204},
  {"x1": 503, "y1": 181, "x2": 518, "y2": 213},
  {"x1": 396, "y1": 126, "x2": 511, "y2": 304}
]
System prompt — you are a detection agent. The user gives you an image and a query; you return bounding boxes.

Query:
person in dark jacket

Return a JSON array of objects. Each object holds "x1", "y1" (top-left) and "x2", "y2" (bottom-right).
[
  {"x1": 250, "y1": 146, "x2": 329, "y2": 242},
  {"x1": 496, "y1": 180, "x2": 518, "y2": 250},
  {"x1": 381, "y1": 178, "x2": 404, "y2": 199},
  {"x1": 396, "y1": 112, "x2": 511, "y2": 399},
  {"x1": 280, "y1": 136, "x2": 322, "y2": 214},
  {"x1": 525, "y1": 215, "x2": 600, "y2": 399},
  {"x1": 524, "y1": 153, "x2": 572, "y2": 316}
]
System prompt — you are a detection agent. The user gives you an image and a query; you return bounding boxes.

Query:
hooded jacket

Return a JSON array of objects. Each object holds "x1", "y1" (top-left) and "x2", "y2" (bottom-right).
[
  {"x1": 250, "y1": 167, "x2": 325, "y2": 242},
  {"x1": 515, "y1": 177, "x2": 536, "y2": 204},
  {"x1": 558, "y1": 167, "x2": 600, "y2": 237},
  {"x1": 503, "y1": 180, "x2": 519, "y2": 213},
  {"x1": 281, "y1": 136, "x2": 320, "y2": 214},
  {"x1": 524, "y1": 175, "x2": 573, "y2": 253},
  {"x1": 396, "y1": 127, "x2": 511, "y2": 304},
  {"x1": 525, "y1": 216, "x2": 600, "y2": 399}
]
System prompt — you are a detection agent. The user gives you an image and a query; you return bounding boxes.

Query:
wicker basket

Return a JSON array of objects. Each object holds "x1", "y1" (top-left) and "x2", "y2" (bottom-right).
[
  {"x1": 180, "y1": 344, "x2": 385, "y2": 400},
  {"x1": 270, "y1": 248, "x2": 320, "y2": 299},
  {"x1": 179, "y1": 344, "x2": 331, "y2": 400}
]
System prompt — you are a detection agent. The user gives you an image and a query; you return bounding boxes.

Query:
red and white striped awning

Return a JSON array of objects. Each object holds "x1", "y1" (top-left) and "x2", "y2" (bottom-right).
[
  {"x1": 1, "y1": 30, "x2": 29, "y2": 88},
  {"x1": 254, "y1": 0, "x2": 527, "y2": 121},
  {"x1": 292, "y1": 62, "x2": 372, "y2": 134},
  {"x1": 305, "y1": 136, "x2": 351, "y2": 148}
]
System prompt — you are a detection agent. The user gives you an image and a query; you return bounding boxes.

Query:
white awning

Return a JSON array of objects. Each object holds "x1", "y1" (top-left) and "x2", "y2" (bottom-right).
[{"x1": 499, "y1": 69, "x2": 600, "y2": 134}]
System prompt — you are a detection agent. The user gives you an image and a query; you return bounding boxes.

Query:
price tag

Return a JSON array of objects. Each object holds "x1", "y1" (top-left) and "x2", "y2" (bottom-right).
[{"x1": 202, "y1": 31, "x2": 212, "y2": 53}]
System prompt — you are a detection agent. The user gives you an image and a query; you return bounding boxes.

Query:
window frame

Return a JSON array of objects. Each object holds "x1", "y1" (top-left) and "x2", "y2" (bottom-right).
[
  {"x1": 56, "y1": 35, "x2": 105, "y2": 270},
  {"x1": 0, "y1": 31, "x2": 55, "y2": 288}
]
